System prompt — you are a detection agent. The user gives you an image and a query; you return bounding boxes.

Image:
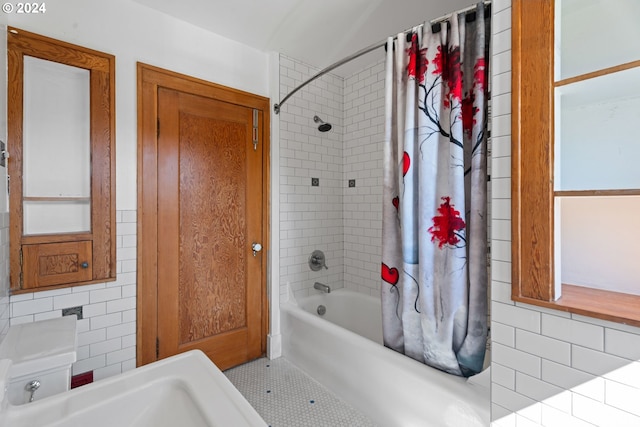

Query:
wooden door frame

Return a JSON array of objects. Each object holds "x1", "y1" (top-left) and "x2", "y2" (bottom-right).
[{"x1": 136, "y1": 63, "x2": 270, "y2": 367}]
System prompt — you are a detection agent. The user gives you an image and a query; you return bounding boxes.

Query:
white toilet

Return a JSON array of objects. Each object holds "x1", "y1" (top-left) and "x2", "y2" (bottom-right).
[{"x1": 0, "y1": 316, "x2": 77, "y2": 405}]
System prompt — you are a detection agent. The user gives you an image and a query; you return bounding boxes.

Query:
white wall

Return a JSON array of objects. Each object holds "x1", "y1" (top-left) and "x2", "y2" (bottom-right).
[
  {"x1": 490, "y1": 1, "x2": 640, "y2": 425},
  {"x1": 6, "y1": 0, "x2": 271, "y2": 379}
]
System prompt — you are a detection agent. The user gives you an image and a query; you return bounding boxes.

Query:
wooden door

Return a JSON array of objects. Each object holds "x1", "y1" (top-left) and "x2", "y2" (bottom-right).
[
  {"x1": 137, "y1": 64, "x2": 269, "y2": 371},
  {"x1": 136, "y1": 63, "x2": 270, "y2": 369}
]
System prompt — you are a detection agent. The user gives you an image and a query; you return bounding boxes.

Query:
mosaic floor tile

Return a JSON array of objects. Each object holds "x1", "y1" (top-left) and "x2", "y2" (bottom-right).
[{"x1": 224, "y1": 357, "x2": 378, "y2": 427}]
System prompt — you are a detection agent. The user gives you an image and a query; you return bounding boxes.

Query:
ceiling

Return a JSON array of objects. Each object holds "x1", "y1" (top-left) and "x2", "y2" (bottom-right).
[{"x1": 133, "y1": 0, "x2": 475, "y2": 77}]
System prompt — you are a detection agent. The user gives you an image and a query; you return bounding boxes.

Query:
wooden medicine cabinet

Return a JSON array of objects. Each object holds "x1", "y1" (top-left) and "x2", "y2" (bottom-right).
[{"x1": 8, "y1": 27, "x2": 116, "y2": 292}]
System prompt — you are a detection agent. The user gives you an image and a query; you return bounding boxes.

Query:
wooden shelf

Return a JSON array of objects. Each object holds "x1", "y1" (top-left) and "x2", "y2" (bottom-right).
[
  {"x1": 554, "y1": 190, "x2": 640, "y2": 197},
  {"x1": 24, "y1": 197, "x2": 91, "y2": 202},
  {"x1": 555, "y1": 59, "x2": 640, "y2": 87},
  {"x1": 514, "y1": 284, "x2": 640, "y2": 328}
]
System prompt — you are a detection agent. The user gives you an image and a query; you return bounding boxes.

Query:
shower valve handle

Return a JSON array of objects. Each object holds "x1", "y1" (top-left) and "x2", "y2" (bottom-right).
[
  {"x1": 309, "y1": 250, "x2": 328, "y2": 271},
  {"x1": 312, "y1": 257, "x2": 328, "y2": 269}
]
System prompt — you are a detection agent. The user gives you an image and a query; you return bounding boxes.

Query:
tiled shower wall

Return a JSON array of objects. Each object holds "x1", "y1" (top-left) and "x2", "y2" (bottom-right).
[
  {"x1": 280, "y1": 51, "x2": 488, "y2": 300},
  {"x1": 8, "y1": 211, "x2": 137, "y2": 381},
  {"x1": 278, "y1": 55, "x2": 344, "y2": 299},
  {"x1": 280, "y1": 49, "x2": 490, "y2": 299},
  {"x1": 342, "y1": 59, "x2": 385, "y2": 296},
  {"x1": 278, "y1": 54, "x2": 387, "y2": 300},
  {"x1": 490, "y1": 1, "x2": 640, "y2": 425}
]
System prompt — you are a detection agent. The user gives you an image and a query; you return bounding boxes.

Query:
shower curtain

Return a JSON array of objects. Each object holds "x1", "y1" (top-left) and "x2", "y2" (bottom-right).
[{"x1": 381, "y1": 4, "x2": 489, "y2": 377}]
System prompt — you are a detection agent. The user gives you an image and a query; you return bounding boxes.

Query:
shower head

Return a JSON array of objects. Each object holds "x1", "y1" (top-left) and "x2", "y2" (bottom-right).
[{"x1": 313, "y1": 115, "x2": 332, "y2": 132}]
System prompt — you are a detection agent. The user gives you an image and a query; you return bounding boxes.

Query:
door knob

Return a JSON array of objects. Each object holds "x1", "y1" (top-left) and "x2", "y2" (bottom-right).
[{"x1": 252, "y1": 243, "x2": 262, "y2": 257}]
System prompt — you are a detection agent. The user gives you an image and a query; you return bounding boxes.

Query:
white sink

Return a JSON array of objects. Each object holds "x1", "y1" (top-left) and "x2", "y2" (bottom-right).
[{"x1": 0, "y1": 350, "x2": 267, "y2": 427}]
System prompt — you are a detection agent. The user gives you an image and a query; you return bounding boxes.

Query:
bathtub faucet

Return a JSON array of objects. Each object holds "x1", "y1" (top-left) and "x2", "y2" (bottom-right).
[{"x1": 314, "y1": 282, "x2": 331, "y2": 293}]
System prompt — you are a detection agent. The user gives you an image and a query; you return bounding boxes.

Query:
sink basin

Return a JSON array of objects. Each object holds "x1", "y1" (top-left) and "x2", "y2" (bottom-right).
[{"x1": 0, "y1": 350, "x2": 267, "y2": 427}]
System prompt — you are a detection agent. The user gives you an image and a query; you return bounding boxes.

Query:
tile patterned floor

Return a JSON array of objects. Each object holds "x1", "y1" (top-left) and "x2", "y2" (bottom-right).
[{"x1": 224, "y1": 357, "x2": 378, "y2": 427}]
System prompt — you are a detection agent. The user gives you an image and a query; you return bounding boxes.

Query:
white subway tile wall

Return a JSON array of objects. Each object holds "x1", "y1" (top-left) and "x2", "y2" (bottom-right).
[
  {"x1": 490, "y1": 0, "x2": 640, "y2": 425},
  {"x1": 343, "y1": 58, "x2": 385, "y2": 296},
  {"x1": 8, "y1": 210, "x2": 137, "y2": 381},
  {"x1": 278, "y1": 54, "x2": 345, "y2": 300},
  {"x1": 279, "y1": 54, "x2": 388, "y2": 300}
]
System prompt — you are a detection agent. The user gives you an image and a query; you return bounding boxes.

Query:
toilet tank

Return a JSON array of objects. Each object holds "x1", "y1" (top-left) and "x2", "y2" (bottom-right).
[{"x1": 0, "y1": 316, "x2": 77, "y2": 405}]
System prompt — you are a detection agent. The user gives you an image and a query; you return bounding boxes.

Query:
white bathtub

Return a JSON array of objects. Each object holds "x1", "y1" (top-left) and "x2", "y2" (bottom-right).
[{"x1": 281, "y1": 288, "x2": 490, "y2": 427}]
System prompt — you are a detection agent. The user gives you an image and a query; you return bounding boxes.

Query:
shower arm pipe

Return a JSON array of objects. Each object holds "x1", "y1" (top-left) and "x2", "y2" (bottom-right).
[{"x1": 272, "y1": 0, "x2": 490, "y2": 115}]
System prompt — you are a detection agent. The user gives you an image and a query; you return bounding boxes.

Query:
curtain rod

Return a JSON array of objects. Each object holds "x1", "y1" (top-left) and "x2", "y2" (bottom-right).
[{"x1": 273, "y1": 1, "x2": 491, "y2": 114}]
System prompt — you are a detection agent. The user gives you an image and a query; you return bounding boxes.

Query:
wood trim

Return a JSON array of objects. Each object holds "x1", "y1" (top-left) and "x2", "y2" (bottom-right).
[
  {"x1": 22, "y1": 233, "x2": 93, "y2": 245},
  {"x1": 554, "y1": 189, "x2": 640, "y2": 197},
  {"x1": 10, "y1": 277, "x2": 115, "y2": 296},
  {"x1": 8, "y1": 36, "x2": 25, "y2": 290},
  {"x1": 89, "y1": 54, "x2": 117, "y2": 283},
  {"x1": 7, "y1": 27, "x2": 111, "y2": 72},
  {"x1": 511, "y1": 0, "x2": 555, "y2": 302},
  {"x1": 245, "y1": 106, "x2": 265, "y2": 360},
  {"x1": 138, "y1": 63, "x2": 270, "y2": 110},
  {"x1": 137, "y1": 65, "x2": 160, "y2": 366},
  {"x1": 136, "y1": 62, "x2": 271, "y2": 366},
  {"x1": 261, "y1": 104, "x2": 271, "y2": 356},
  {"x1": 555, "y1": 59, "x2": 640, "y2": 87},
  {"x1": 511, "y1": 0, "x2": 522, "y2": 302},
  {"x1": 514, "y1": 285, "x2": 640, "y2": 328}
]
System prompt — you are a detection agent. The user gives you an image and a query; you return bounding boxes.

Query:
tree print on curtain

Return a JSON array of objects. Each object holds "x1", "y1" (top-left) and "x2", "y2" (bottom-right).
[
  {"x1": 381, "y1": 3, "x2": 489, "y2": 377},
  {"x1": 429, "y1": 196, "x2": 466, "y2": 249}
]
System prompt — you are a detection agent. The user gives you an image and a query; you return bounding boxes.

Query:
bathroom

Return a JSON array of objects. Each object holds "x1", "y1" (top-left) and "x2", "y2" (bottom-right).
[{"x1": 2, "y1": 0, "x2": 640, "y2": 426}]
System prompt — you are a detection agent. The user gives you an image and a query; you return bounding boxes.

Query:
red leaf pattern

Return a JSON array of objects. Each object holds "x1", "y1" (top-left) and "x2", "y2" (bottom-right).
[
  {"x1": 432, "y1": 45, "x2": 461, "y2": 109},
  {"x1": 428, "y1": 197, "x2": 466, "y2": 249},
  {"x1": 406, "y1": 33, "x2": 428, "y2": 83},
  {"x1": 462, "y1": 58, "x2": 486, "y2": 138},
  {"x1": 462, "y1": 92, "x2": 478, "y2": 138}
]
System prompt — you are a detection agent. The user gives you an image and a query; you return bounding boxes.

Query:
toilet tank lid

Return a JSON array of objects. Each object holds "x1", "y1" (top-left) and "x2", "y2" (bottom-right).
[{"x1": 0, "y1": 316, "x2": 77, "y2": 377}]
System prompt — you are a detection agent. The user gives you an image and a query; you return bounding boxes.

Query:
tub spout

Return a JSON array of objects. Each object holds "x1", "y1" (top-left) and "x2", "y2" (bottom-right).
[{"x1": 314, "y1": 282, "x2": 331, "y2": 293}]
